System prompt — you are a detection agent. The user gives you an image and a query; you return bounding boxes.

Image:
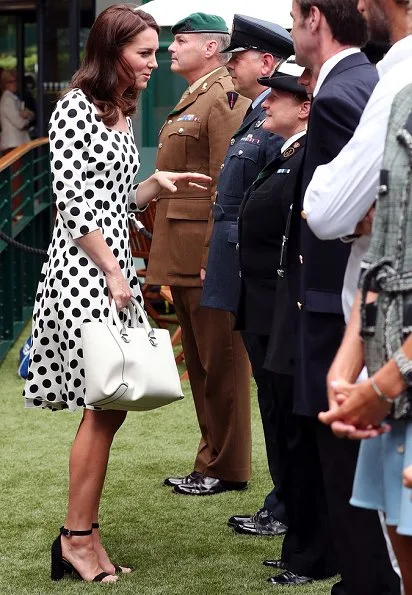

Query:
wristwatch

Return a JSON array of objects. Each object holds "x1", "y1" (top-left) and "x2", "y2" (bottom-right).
[{"x1": 393, "y1": 348, "x2": 412, "y2": 385}]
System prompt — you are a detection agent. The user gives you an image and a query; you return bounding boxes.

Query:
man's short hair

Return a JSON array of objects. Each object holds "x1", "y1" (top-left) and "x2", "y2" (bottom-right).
[
  {"x1": 199, "y1": 32, "x2": 231, "y2": 64},
  {"x1": 297, "y1": 0, "x2": 368, "y2": 47}
]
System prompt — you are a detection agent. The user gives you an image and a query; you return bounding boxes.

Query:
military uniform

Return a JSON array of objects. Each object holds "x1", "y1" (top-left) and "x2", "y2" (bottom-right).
[
  {"x1": 201, "y1": 98, "x2": 283, "y2": 312},
  {"x1": 146, "y1": 66, "x2": 252, "y2": 482}
]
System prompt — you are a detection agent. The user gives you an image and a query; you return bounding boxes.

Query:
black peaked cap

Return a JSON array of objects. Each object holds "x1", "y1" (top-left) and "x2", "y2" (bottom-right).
[
  {"x1": 224, "y1": 14, "x2": 293, "y2": 58},
  {"x1": 258, "y1": 73, "x2": 308, "y2": 98}
]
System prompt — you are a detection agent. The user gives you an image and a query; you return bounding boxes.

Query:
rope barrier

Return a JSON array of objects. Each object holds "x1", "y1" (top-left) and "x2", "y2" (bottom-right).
[{"x1": 0, "y1": 229, "x2": 48, "y2": 256}]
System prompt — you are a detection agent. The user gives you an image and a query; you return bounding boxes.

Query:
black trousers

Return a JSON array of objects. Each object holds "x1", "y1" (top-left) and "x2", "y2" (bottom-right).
[
  {"x1": 241, "y1": 332, "x2": 288, "y2": 524},
  {"x1": 282, "y1": 416, "x2": 400, "y2": 593},
  {"x1": 316, "y1": 420, "x2": 400, "y2": 595}
]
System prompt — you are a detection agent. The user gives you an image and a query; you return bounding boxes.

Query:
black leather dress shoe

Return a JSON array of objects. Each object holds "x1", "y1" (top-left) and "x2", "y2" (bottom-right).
[
  {"x1": 267, "y1": 571, "x2": 313, "y2": 585},
  {"x1": 233, "y1": 508, "x2": 287, "y2": 536},
  {"x1": 163, "y1": 471, "x2": 202, "y2": 487},
  {"x1": 173, "y1": 476, "x2": 247, "y2": 496},
  {"x1": 228, "y1": 513, "x2": 254, "y2": 527},
  {"x1": 263, "y1": 559, "x2": 288, "y2": 570}
]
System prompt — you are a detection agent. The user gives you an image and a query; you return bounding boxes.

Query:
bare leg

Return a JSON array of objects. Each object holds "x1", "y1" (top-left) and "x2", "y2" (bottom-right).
[
  {"x1": 387, "y1": 525, "x2": 412, "y2": 595},
  {"x1": 60, "y1": 409, "x2": 127, "y2": 582}
]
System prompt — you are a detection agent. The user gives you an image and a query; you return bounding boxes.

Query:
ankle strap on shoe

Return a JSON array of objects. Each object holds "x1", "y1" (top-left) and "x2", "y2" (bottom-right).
[
  {"x1": 60, "y1": 526, "x2": 92, "y2": 537},
  {"x1": 92, "y1": 523, "x2": 100, "y2": 529}
]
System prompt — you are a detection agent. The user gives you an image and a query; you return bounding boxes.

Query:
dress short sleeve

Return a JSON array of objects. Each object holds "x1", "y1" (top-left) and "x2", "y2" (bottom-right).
[{"x1": 49, "y1": 91, "x2": 99, "y2": 239}]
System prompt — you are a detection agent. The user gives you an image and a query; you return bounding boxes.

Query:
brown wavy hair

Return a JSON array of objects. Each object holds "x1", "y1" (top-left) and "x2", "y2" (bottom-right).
[{"x1": 69, "y1": 4, "x2": 159, "y2": 126}]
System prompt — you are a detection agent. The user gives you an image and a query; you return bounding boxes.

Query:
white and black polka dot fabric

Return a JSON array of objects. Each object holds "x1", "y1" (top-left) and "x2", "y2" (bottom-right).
[{"x1": 24, "y1": 88, "x2": 144, "y2": 411}]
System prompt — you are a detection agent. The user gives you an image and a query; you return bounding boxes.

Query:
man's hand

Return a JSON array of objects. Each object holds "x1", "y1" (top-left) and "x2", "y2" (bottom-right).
[
  {"x1": 200, "y1": 267, "x2": 206, "y2": 286},
  {"x1": 403, "y1": 465, "x2": 412, "y2": 489}
]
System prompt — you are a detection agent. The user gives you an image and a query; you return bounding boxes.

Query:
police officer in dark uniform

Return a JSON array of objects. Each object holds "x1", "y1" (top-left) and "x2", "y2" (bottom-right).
[{"x1": 201, "y1": 14, "x2": 294, "y2": 537}]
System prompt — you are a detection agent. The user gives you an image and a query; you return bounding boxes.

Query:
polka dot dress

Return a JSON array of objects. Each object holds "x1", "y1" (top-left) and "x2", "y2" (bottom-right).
[{"x1": 24, "y1": 88, "x2": 144, "y2": 411}]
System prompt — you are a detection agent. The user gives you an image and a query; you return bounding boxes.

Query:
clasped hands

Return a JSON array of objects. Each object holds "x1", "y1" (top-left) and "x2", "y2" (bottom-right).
[{"x1": 318, "y1": 376, "x2": 392, "y2": 440}]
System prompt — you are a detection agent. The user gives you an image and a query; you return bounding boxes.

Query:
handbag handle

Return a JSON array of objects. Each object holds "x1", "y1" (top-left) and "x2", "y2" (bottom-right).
[{"x1": 110, "y1": 297, "x2": 158, "y2": 346}]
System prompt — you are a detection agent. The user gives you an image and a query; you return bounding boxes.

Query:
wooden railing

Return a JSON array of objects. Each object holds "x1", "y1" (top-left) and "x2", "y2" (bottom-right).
[{"x1": 0, "y1": 138, "x2": 52, "y2": 363}]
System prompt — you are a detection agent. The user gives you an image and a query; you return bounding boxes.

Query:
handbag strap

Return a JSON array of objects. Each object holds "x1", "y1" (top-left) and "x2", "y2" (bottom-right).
[{"x1": 110, "y1": 298, "x2": 158, "y2": 346}]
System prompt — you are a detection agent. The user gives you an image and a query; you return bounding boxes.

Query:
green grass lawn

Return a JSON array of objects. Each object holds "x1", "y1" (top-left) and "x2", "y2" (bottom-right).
[{"x1": 0, "y1": 327, "x2": 335, "y2": 594}]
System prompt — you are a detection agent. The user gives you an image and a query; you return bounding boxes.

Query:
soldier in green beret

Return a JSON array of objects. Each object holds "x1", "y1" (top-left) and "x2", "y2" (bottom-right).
[{"x1": 146, "y1": 13, "x2": 252, "y2": 496}]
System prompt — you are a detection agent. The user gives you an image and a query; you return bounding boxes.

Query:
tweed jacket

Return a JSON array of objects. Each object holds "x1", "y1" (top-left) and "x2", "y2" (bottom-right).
[
  {"x1": 360, "y1": 83, "x2": 412, "y2": 419},
  {"x1": 146, "y1": 67, "x2": 249, "y2": 287}
]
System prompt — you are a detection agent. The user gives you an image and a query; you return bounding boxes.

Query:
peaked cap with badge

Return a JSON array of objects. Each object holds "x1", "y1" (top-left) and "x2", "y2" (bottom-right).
[
  {"x1": 258, "y1": 59, "x2": 308, "y2": 99},
  {"x1": 171, "y1": 12, "x2": 229, "y2": 35},
  {"x1": 223, "y1": 14, "x2": 293, "y2": 58}
]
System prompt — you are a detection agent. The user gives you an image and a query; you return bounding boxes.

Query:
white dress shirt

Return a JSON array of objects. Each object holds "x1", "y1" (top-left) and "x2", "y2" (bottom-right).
[
  {"x1": 0, "y1": 89, "x2": 31, "y2": 151},
  {"x1": 303, "y1": 35, "x2": 412, "y2": 320},
  {"x1": 313, "y1": 47, "x2": 360, "y2": 97}
]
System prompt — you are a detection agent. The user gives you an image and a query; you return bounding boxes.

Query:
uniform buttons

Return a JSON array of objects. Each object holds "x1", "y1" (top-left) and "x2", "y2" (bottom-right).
[
  {"x1": 168, "y1": 120, "x2": 173, "y2": 124},
  {"x1": 301, "y1": 210, "x2": 308, "y2": 220},
  {"x1": 155, "y1": 168, "x2": 159, "y2": 173},
  {"x1": 214, "y1": 191, "x2": 218, "y2": 198},
  {"x1": 397, "y1": 445, "x2": 405, "y2": 454},
  {"x1": 178, "y1": 127, "x2": 184, "y2": 134},
  {"x1": 230, "y1": 138, "x2": 235, "y2": 146},
  {"x1": 239, "y1": 271, "x2": 242, "y2": 278},
  {"x1": 238, "y1": 150, "x2": 243, "y2": 156},
  {"x1": 299, "y1": 254, "x2": 304, "y2": 264},
  {"x1": 220, "y1": 163, "x2": 225, "y2": 169},
  {"x1": 158, "y1": 142, "x2": 163, "y2": 149},
  {"x1": 297, "y1": 301, "x2": 303, "y2": 310},
  {"x1": 236, "y1": 243, "x2": 239, "y2": 251}
]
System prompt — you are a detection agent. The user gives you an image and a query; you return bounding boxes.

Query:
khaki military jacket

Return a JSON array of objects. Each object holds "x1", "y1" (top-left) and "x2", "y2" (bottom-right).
[{"x1": 146, "y1": 67, "x2": 249, "y2": 287}]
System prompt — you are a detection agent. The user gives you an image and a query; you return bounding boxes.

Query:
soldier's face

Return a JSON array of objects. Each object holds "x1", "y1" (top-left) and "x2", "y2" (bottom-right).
[
  {"x1": 169, "y1": 34, "x2": 205, "y2": 76},
  {"x1": 226, "y1": 50, "x2": 266, "y2": 99},
  {"x1": 262, "y1": 89, "x2": 307, "y2": 138},
  {"x1": 357, "y1": 0, "x2": 390, "y2": 42}
]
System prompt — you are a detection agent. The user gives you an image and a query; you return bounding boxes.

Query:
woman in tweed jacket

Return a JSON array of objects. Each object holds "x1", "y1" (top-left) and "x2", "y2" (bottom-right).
[{"x1": 320, "y1": 82, "x2": 412, "y2": 593}]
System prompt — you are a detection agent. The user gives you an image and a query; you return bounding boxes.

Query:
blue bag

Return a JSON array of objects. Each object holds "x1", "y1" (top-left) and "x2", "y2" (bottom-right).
[{"x1": 18, "y1": 336, "x2": 32, "y2": 379}]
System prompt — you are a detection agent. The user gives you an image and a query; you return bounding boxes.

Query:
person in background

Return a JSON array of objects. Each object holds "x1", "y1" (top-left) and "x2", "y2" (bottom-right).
[
  {"x1": 0, "y1": 69, "x2": 34, "y2": 154},
  {"x1": 201, "y1": 14, "x2": 292, "y2": 537},
  {"x1": 146, "y1": 13, "x2": 252, "y2": 497}
]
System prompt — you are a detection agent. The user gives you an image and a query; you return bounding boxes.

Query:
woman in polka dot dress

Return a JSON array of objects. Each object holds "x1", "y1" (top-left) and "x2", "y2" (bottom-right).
[{"x1": 23, "y1": 5, "x2": 210, "y2": 585}]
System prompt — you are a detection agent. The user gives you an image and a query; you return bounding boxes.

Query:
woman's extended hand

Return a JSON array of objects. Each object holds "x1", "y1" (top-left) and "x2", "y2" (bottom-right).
[
  {"x1": 153, "y1": 171, "x2": 212, "y2": 193},
  {"x1": 105, "y1": 268, "x2": 132, "y2": 310}
]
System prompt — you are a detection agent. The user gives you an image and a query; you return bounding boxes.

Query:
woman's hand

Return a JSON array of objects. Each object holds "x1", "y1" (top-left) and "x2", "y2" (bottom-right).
[
  {"x1": 403, "y1": 465, "x2": 412, "y2": 489},
  {"x1": 105, "y1": 268, "x2": 132, "y2": 311},
  {"x1": 318, "y1": 378, "x2": 392, "y2": 439},
  {"x1": 153, "y1": 171, "x2": 212, "y2": 193}
]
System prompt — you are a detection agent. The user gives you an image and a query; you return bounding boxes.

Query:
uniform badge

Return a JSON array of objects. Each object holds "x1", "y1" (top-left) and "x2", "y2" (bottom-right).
[
  {"x1": 282, "y1": 147, "x2": 295, "y2": 158},
  {"x1": 255, "y1": 119, "x2": 266, "y2": 128},
  {"x1": 226, "y1": 91, "x2": 239, "y2": 110}
]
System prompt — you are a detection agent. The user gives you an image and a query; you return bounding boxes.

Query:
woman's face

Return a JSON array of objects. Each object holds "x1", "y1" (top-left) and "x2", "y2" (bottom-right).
[{"x1": 119, "y1": 27, "x2": 159, "y2": 91}]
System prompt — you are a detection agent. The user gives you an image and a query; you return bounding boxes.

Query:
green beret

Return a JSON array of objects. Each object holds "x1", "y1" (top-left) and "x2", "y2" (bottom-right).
[{"x1": 172, "y1": 13, "x2": 229, "y2": 35}]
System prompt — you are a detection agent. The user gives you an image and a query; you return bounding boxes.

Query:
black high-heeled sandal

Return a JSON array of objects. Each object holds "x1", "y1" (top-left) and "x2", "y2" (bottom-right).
[
  {"x1": 92, "y1": 523, "x2": 133, "y2": 575},
  {"x1": 51, "y1": 526, "x2": 112, "y2": 582}
]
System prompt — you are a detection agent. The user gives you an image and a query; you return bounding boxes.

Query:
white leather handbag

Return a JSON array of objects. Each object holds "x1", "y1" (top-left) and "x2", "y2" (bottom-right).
[{"x1": 82, "y1": 297, "x2": 184, "y2": 411}]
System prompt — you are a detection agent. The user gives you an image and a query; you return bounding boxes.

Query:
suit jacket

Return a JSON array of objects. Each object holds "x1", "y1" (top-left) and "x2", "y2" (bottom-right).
[
  {"x1": 201, "y1": 98, "x2": 283, "y2": 312},
  {"x1": 289, "y1": 52, "x2": 379, "y2": 416},
  {"x1": 146, "y1": 67, "x2": 249, "y2": 287},
  {"x1": 236, "y1": 136, "x2": 306, "y2": 342}
]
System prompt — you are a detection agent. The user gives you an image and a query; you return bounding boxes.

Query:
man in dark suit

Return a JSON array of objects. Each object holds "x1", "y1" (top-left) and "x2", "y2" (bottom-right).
[
  {"x1": 270, "y1": 0, "x2": 400, "y2": 592},
  {"x1": 201, "y1": 15, "x2": 292, "y2": 535}
]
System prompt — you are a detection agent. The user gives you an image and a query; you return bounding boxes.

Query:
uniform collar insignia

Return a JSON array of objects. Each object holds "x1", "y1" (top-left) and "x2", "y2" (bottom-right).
[
  {"x1": 255, "y1": 119, "x2": 266, "y2": 128},
  {"x1": 282, "y1": 141, "x2": 301, "y2": 159}
]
